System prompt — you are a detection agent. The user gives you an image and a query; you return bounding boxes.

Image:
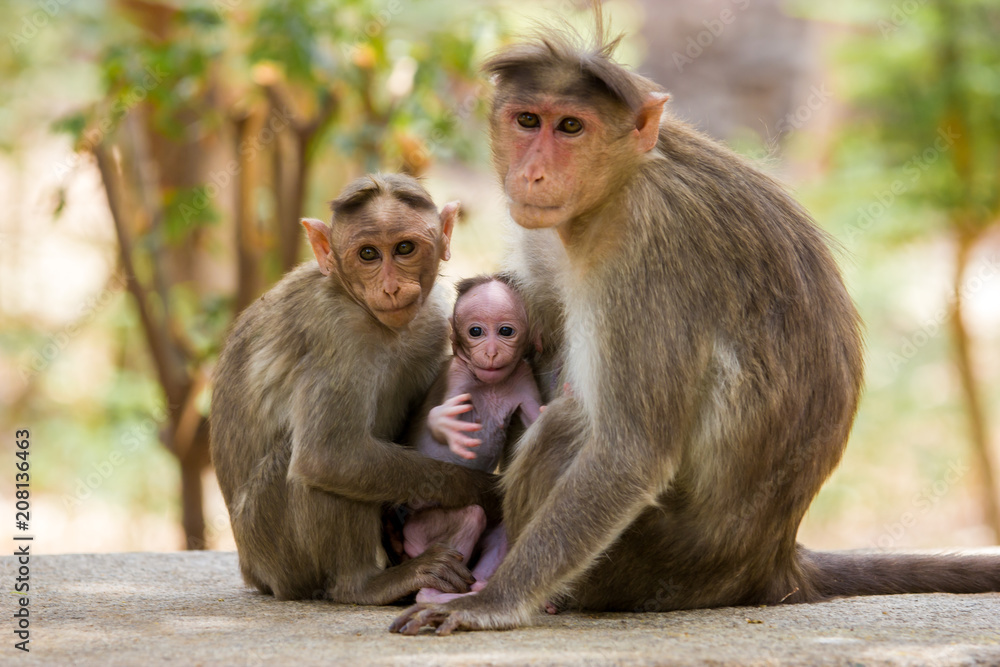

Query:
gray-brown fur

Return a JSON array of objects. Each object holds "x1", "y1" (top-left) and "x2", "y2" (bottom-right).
[
  {"x1": 391, "y1": 13, "x2": 1000, "y2": 635},
  {"x1": 211, "y1": 174, "x2": 494, "y2": 603}
]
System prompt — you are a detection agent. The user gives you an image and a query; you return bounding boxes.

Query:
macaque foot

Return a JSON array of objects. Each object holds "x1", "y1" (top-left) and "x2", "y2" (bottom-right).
[
  {"x1": 415, "y1": 588, "x2": 478, "y2": 604},
  {"x1": 389, "y1": 594, "x2": 530, "y2": 636}
]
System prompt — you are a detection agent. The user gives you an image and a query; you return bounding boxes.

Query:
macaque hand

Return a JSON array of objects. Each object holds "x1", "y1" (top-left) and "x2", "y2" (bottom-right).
[{"x1": 428, "y1": 394, "x2": 482, "y2": 460}]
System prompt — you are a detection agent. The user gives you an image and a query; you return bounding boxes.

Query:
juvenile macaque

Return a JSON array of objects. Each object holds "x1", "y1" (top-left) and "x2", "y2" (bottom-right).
[
  {"x1": 402, "y1": 275, "x2": 542, "y2": 604},
  {"x1": 211, "y1": 174, "x2": 497, "y2": 603},
  {"x1": 391, "y1": 11, "x2": 1000, "y2": 635}
]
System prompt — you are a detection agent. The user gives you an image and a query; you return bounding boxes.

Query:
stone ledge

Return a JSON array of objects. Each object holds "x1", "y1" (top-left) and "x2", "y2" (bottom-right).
[{"x1": 2, "y1": 551, "x2": 998, "y2": 665}]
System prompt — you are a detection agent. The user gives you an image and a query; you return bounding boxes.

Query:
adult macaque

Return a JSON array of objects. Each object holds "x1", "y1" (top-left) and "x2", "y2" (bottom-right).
[
  {"x1": 403, "y1": 275, "x2": 542, "y2": 603},
  {"x1": 212, "y1": 173, "x2": 497, "y2": 603},
  {"x1": 391, "y1": 14, "x2": 1000, "y2": 635}
]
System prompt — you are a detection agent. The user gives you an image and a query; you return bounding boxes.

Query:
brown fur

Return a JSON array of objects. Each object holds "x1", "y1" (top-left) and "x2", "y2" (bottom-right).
[
  {"x1": 211, "y1": 174, "x2": 495, "y2": 603},
  {"x1": 390, "y1": 14, "x2": 1000, "y2": 636}
]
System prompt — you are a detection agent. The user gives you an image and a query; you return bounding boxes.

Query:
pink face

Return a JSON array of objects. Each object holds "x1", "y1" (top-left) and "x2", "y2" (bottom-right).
[
  {"x1": 453, "y1": 281, "x2": 530, "y2": 384},
  {"x1": 490, "y1": 90, "x2": 668, "y2": 235},
  {"x1": 495, "y1": 98, "x2": 614, "y2": 230}
]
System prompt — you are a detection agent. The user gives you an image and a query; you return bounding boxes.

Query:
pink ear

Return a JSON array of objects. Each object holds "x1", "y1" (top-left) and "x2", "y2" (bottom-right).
[
  {"x1": 634, "y1": 92, "x2": 670, "y2": 153},
  {"x1": 449, "y1": 316, "x2": 461, "y2": 354},
  {"x1": 301, "y1": 218, "x2": 334, "y2": 276},
  {"x1": 438, "y1": 201, "x2": 460, "y2": 261}
]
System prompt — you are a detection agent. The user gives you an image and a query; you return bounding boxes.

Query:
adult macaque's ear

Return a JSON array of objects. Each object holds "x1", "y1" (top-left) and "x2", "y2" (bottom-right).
[
  {"x1": 634, "y1": 92, "x2": 670, "y2": 153},
  {"x1": 438, "y1": 201, "x2": 460, "y2": 262},
  {"x1": 302, "y1": 218, "x2": 334, "y2": 276}
]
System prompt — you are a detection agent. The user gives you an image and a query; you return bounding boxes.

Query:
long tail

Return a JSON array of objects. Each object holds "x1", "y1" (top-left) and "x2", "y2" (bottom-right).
[{"x1": 799, "y1": 548, "x2": 1000, "y2": 599}]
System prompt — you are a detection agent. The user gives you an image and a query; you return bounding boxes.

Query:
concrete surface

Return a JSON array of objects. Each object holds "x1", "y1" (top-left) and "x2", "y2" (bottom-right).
[{"x1": 1, "y1": 551, "x2": 998, "y2": 665}]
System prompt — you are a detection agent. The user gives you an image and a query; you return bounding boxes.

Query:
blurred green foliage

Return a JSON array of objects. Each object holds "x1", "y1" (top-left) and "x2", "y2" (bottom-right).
[
  {"x1": 793, "y1": 0, "x2": 1000, "y2": 543},
  {"x1": 1, "y1": 0, "x2": 511, "y2": 546}
]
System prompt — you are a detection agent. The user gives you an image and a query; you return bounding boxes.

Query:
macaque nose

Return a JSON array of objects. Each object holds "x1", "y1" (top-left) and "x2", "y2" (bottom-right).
[
  {"x1": 382, "y1": 268, "x2": 400, "y2": 297},
  {"x1": 522, "y1": 159, "x2": 545, "y2": 185}
]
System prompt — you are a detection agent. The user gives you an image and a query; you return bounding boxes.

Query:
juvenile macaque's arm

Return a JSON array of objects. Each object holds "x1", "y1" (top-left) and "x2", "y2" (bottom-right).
[{"x1": 288, "y1": 363, "x2": 493, "y2": 509}]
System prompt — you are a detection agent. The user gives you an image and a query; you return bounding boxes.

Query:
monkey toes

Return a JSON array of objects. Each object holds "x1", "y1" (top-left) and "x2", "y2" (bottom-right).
[{"x1": 389, "y1": 595, "x2": 524, "y2": 636}]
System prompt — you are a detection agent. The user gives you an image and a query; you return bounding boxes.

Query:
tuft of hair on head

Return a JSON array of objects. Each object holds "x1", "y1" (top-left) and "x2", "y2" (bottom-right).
[
  {"x1": 481, "y1": 0, "x2": 660, "y2": 113},
  {"x1": 328, "y1": 173, "x2": 438, "y2": 221}
]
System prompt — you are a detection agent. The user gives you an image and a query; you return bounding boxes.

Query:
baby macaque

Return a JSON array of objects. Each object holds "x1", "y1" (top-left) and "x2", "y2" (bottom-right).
[{"x1": 403, "y1": 275, "x2": 542, "y2": 603}]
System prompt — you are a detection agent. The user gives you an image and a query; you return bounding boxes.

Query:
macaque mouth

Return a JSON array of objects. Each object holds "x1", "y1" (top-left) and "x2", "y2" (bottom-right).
[
  {"x1": 515, "y1": 200, "x2": 562, "y2": 211},
  {"x1": 375, "y1": 299, "x2": 419, "y2": 315},
  {"x1": 474, "y1": 364, "x2": 512, "y2": 381}
]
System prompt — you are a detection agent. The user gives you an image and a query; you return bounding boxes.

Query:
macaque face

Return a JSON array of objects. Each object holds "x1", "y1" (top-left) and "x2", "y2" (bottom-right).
[
  {"x1": 305, "y1": 195, "x2": 457, "y2": 331},
  {"x1": 453, "y1": 281, "x2": 530, "y2": 384},
  {"x1": 492, "y1": 97, "x2": 610, "y2": 229},
  {"x1": 490, "y1": 82, "x2": 668, "y2": 232},
  {"x1": 490, "y1": 89, "x2": 642, "y2": 231},
  {"x1": 336, "y1": 197, "x2": 447, "y2": 330}
]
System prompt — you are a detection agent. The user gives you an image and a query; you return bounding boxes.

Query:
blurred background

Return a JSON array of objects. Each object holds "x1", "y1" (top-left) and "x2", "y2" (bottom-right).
[{"x1": 0, "y1": 0, "x2": 997, "y2": 554}]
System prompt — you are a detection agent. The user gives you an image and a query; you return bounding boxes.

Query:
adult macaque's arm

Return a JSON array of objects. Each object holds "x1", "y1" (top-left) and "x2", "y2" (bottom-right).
[{"x1": 287, "y1": 366, "x2": 494, "y2": 509}]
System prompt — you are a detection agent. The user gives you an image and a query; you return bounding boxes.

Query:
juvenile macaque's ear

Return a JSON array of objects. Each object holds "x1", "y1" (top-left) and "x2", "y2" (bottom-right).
[
  {"x1": 449, "y1": 315, "x2": 460, "y2": 355},
  {"x1": 634, "y1": 92, "x2": 670, "y2": 153},
  {"x1": 302, "y1": 218, "x2": 334, "y2": 276},
  {"x1": 438, "y1": 201, "x2": 460, "y2": 262}
]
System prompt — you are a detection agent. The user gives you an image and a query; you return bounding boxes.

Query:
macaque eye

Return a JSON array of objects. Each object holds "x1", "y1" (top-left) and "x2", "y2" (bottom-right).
[
  {"x1": 468, "y1": 326, "x2": 484, "y2": 338},
  {"x1": 517, "y1": 113, "x2": 540, "y2": 129},
  {"x1": 359, "y1": 247, "x2": 379, "y2": 262},
  {"x1": 558, "y1": 117, "x2": 583, "y2": 134},
  {"x1": 395, "y1": 241, "x2": 415, "y2": 256},
  {"x1": 498, "y1": 326, "x2": 515, "y2": 337}
]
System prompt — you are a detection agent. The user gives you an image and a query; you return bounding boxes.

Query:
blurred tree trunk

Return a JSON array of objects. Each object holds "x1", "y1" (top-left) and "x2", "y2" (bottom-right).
[
  {"x1": 90, "y1": 3, "x2": 342, "y2": 548},
  {"x1": 937, "y1": 0, "x2": 1000, "y2": 541},
  {"x1": 949, "y1": 230, "x2": 1000, "y2": 540}
]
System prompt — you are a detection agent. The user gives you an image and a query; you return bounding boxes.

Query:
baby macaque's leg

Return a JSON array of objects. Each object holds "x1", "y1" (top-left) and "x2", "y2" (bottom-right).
[
  {"x1": 470, "y1": 523, "x2": 508, "y2": 592},
  {"x1": 404, "y1": 506, "x2": 486, "y2": 604}
]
